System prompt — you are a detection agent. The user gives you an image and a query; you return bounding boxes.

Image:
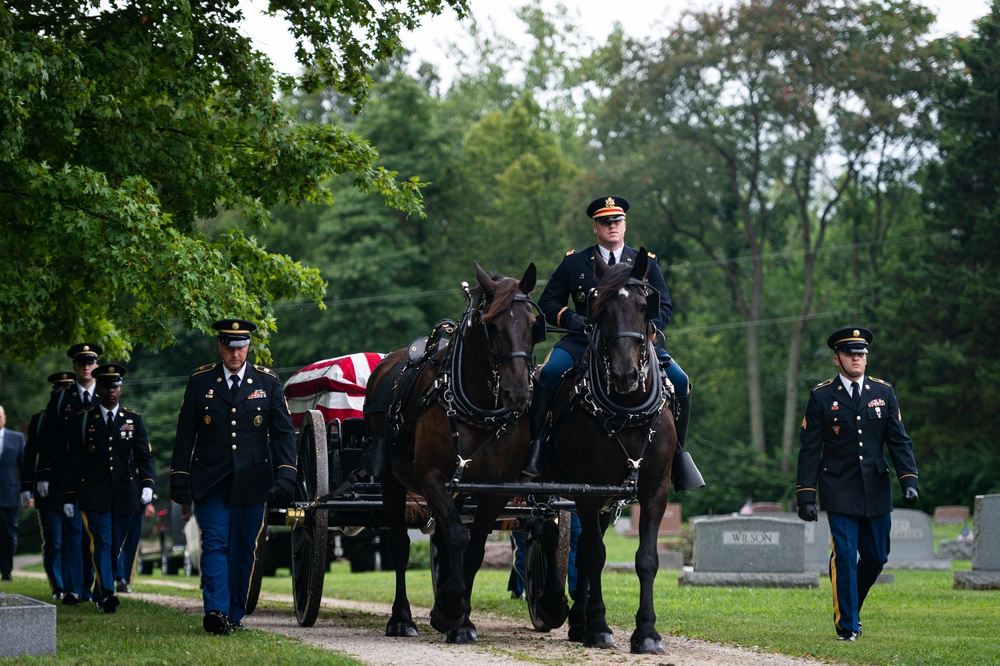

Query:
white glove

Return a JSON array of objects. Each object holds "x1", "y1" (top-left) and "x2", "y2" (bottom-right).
[
  {"x1": 141, "y1": 487, "x2": 153, "y2": 504},
  {"x1": 37, "y1": 481, "x2": 49, "y2": 498},
  {"x1": 63, "y1": 503, "x2": 75, "y2": 518},
  {"x1": 20, "y1": 491, "x2": 32, "y2": 508}
]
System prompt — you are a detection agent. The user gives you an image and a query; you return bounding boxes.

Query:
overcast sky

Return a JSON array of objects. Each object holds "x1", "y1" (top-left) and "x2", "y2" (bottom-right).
[{"x1": 238, "y1": 0, "x2": 993, "y2": 83}]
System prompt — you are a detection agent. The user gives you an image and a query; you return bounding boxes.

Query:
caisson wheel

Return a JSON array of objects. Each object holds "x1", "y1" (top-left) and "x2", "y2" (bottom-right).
[{"x1": 290, "y1": 409, "x2": 330, "y2": 627}]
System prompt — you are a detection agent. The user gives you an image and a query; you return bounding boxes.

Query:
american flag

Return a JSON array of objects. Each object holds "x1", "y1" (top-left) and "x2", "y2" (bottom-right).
[{"x1": 283, "y1": 352, "x2": 385, "y2": 429}]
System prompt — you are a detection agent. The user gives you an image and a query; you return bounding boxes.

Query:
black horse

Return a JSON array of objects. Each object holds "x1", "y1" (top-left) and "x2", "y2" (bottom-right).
[
  {"x1": 364, "y1": 262, "x2": 540, "y2": 643},
  {"x1": 534, "y1": 249, "x2": 677, "y2": 654}
]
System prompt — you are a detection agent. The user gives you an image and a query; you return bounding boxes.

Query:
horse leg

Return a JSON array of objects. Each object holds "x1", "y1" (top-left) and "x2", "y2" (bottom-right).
[
  {"x1": 422, "y1": 474, "x2": 469, "y2": 634},
  {"x1": 535, "y1": 516, "x2": 569, "y2": 629},
  {"x1": 576, "y1": 500, "x2": 617, "y2": 649},
  {"x1": 382, "y1": 476, "x2": 418, "y2": 637},
  {"x1": 629, "y1": 491, "x2": 668, "y2": 654},
  {"x1": 443, "y1": 495, "x2": 504, "y2": 644}
]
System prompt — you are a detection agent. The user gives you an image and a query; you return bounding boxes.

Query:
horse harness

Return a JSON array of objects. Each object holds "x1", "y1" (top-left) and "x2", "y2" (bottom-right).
[
  {"x1": 555, "y1": 276, "x2": 672, "y2": 490},
  {"x1": 372, "y1": 282, "x2": 543, "y2": 485}
]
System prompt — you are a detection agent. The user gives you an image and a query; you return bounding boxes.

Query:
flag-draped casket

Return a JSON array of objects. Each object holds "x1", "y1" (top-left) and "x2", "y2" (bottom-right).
[{"x1": 282, "y1": 352, "x2": 385, "y2": 429}]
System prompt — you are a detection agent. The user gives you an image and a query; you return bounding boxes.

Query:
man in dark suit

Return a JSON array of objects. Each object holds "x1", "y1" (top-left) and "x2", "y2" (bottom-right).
[
  {"x1": 20, "y1": 371, "x2": 77, "y2": 597},
  {"x1": 37, "y1": 343, "x2": 103, "y2": 605},
  {"x1": 0, "y1": 404, "x2": 27, "y2": 581},
  {"x1": 170, "y1": 319, "x2": 297, "y2": 634},
  {"x1": 522, "y1": 195, "x2": 702, "y2": 491},
  {"x1": 796, "y1": 326, "x2": 919, "y2": 641},
  {"x1": 63, "y1": 364, "x2": 155, "y2": 613}
]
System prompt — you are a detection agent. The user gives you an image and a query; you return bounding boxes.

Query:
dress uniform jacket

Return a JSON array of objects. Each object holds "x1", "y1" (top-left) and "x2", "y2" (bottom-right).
[
  {"x1": 20, "y1": 410, "x2": 59, "y2": 511},
  {"x1": 170, "y1": 362, "x2": 296, "y2": 506},
  {"x1": 796, "y1": 376, "x2": 918, "y2": 516},
  {"x1": 36, "y1": 387, "x2": 87, "y2": 499},
  {"x1": 63, "y1": 407, "x2": 155, "y2": 515},
  {"x1": 538, "y1": 244, "x2": 672, "y2": 358}
]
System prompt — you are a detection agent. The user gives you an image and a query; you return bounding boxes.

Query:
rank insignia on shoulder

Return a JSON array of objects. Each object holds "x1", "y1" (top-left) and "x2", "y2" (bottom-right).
[
  {"x1": 566, "y1": 249, "x2": 575, "y2": 256},
  {"x1": 647, "y1": 251, "x2": 656, "y2": 258}
]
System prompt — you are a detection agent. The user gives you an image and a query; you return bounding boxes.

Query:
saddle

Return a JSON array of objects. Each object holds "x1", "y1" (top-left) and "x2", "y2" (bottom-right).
[{"x1": 363, "y1": 320, "x2": 455, "y2": 474}]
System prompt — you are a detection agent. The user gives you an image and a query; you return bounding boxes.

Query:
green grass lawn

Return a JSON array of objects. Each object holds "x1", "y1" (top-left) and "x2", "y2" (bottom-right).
[{"x1": 3, "y1": 521, "x2": 994, "y2": 665}]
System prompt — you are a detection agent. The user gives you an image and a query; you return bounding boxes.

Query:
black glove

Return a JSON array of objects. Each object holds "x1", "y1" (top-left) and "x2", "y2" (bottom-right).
[
  {"x1": 267, "y1": 478, "x2": 295, "y2": 507},
  {"x1": 170, "y1": 485, "x2": 191, "y2": 506},
  {"x1": 903, "y1": 487, "x2": 919, "y2": 506},
  {"x1": 797, "y1": 502, "x2": 818, "y2": 522},
  {"x1": 566, "y1": 312, "x2": 590, "y2": 333}
]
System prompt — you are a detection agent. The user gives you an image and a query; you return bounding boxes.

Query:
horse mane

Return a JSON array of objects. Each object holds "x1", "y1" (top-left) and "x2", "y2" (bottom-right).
[
  {"x1": 478, "y1": 275, "x2": 522, "y2": 323},
  {"x1": 590, "y1": 262, "x2": 642, "y2": 319}
]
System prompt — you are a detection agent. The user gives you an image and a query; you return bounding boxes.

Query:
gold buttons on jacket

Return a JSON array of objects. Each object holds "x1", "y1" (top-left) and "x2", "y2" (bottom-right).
[
  {"x1": 232, "y1": 445, "x2": 237, "y2": 450},
  {"x1": 231, "y1": 432, "x2": 236, "y2": 438}
]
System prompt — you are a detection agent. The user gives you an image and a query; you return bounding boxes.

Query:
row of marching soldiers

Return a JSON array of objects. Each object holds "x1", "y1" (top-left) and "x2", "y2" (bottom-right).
[{"x1": 18, "y1": 343, "x2": 155, "y2": 613}]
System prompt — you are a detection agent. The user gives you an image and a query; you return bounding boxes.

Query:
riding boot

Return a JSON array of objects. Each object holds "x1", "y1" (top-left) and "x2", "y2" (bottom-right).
[
  {"x1": 521, "y1": 385, "x2": 554, "y2": 478},
  {"x1": 671, "y1": 392, "x2": 705, "y2": 492}
]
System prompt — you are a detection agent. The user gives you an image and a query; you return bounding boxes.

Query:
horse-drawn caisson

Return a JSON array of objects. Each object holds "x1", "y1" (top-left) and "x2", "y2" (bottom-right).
[{"x1": 254, "y1": 256, "x2": 700, "y2": 654}]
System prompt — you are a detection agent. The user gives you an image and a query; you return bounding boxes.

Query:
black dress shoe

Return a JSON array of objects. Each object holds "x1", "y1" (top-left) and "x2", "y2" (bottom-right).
[
  {"x1": 837, "y1": 632, "x2": 858, "y2": 642},
  {"x1": 102, "y1": 594, "x2": 120, "y2": 614},
  {"x1": 62, "y1": 592, "x2": 80, "y2": 606},
  {"x1": 229, "y1": 620, "x2": 249, "y2": 632},
  {"x1": 115, "y1": 578, "x2": 131, "y2": 593},
  {"x1": 203, "y1": 611, "x2": 231, "y2": 635}
]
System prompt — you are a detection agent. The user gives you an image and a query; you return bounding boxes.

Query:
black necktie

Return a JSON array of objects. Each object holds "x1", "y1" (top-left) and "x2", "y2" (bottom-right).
[
  {"x1": 851, "y1": 381, "x2": 861, "y2": 407},
  {"x1": 608, "y1": 251, "x2": 616, "y2": 266},
  {"x1": 82, "y1": 391, "x2": 91, "y2": 408},
  {"x1": 230, "y1": 374, "x2": 240, "y2": 397},
  {"x1": 106, "y1": 410, "x2": 114, "y2": 430}
]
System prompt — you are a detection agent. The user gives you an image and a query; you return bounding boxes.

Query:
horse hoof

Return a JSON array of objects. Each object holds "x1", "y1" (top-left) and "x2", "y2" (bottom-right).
[
  {"x1": 567, "y1": 624, "x2": 585, "y2": 643},
  {"x1": 385, "y1": 620, "x2": 419, "y2": 637},
  {"x1": 584, "y1": 632, "x2": 618, "y2": 650},
  {"x1": 445, "y1": 627, "x2": 478, "y2": 644},
  {"x1": 630, "y1": 637, "x2": 666, "y2": 654},
  {"x1": 429, "y1": 606, "x2": 464, "y2": 634}
]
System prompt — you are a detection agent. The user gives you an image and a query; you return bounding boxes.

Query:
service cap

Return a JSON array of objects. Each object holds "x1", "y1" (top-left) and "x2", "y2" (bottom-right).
[
  {"x1": 827, "y1": 327, "x2": 873, "y2": 354},
  {"x1": 93, "y1": 363, "x2": 126, "y2": 386},
  {"x1": 587, "y1": 195, "x2": 629, "y2": 223},
  {"x1": 67, "y1": 343, "x2": 103, "y2": 363},
  {"x1": 47, "y1": 371, "x2": 76, "y2": 388},
  {"x1": 213, "y1": 319, "x2": 257, "y2": 348}
]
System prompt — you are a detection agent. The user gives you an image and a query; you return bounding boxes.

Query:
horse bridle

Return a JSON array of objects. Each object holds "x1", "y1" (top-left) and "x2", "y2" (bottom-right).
[
  {"x1": 589, "y1": 277, "x2": 655, "y2": 395},
  {"x1": 439, "y1": 283, "x2": 542, "y2": 424}
]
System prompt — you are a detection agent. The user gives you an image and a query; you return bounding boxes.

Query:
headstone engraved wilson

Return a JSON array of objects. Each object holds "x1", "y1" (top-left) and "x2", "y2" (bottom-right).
[{"x1": 679, "y1": 517, "x2": 818, "y2": 588}]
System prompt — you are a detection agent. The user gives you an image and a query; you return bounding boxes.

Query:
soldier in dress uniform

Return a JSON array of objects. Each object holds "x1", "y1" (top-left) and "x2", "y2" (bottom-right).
[
  {"x1": 170, "y1": 319, "x2": 297, "y2": 634},
  {"x1": 20, "y1": 371, "x2": 76, "y2": 599},
  {"x1": 522, "y1": 195, "x2": 703, "y2": 491},
  {"x1": 62, "y1": 363, "x2": 154, "y2": 613},
  {"x1": 796, "y1": 327, "x2": 919, "y2": 641},
  {"x1": 37, "y1": 343, "x2": 104, "y2": 605}
]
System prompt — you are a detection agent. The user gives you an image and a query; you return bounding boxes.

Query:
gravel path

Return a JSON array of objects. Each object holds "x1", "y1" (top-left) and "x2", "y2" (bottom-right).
[
  {"x1": 14, "y1": 556, "x2": 839, "y2": 665},
  {"x1": 134, "y1": 583, "x2": 838, "y2": 666}
]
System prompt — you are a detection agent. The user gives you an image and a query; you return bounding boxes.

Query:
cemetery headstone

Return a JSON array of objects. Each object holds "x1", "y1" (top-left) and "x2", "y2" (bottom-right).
[
  {"x1": 954, "y1": 493, "x2": 1000, "y2": 590},
  {"x1": 0, "y1": 594, "x2": 57, "y2": 658},
  {"x1": 885, "y1": 508, "x2": 951, "y2": 570},
  {"x1": 678, "y1": 516, "x2": 819, "y2": 588},
  {"x1": 933, "y1": 505, "x2": 970, "y2": 525}
]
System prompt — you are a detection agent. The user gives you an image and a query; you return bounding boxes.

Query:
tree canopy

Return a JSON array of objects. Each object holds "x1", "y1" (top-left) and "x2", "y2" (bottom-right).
[{"x1": 0, "y1": 0, "x2": 467, "y2": 361}]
